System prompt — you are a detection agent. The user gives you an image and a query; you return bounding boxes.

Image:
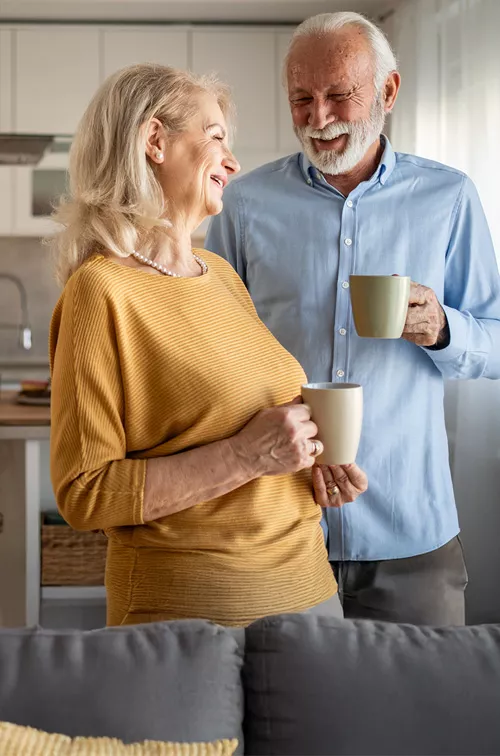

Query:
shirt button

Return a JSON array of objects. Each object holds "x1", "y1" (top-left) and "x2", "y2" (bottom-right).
[
  {"x1": 339, "y1": 328, "x2": 347, "y2": 336},
  {"x1": 344, "y1": 238, "x2": 352, "y2": 246},
  {"x1": 341, "y1": 281, "x2": 350, "y2": 289},
  {"x1": 336, "y1": 369, "x2": 345, "y2": 378},
  {"x1": 346, "y1": 200, "x2": 354, "y2": 208}
]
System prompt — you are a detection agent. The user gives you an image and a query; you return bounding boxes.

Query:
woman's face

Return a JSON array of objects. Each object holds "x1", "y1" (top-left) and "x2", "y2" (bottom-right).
[{"x1": 148, "y1": 92, "x2": 240, "y2": 227}]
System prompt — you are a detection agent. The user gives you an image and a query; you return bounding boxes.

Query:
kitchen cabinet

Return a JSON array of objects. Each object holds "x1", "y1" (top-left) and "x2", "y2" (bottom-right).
[
  {"x1": 14, "y1": 27, "x2": 100, "y2": 135},
  {"x1": 0, "y1": 393, "x2": 106, "y2": 629},
  {"x1": 192, "y1": 29, "x2": 277, "y2": 154},
  {"x1": 0, "y1": 23, "x2": 302, "y2": 236},
  {"x1": 0, "y1": 31, "x2": 14, "y2": 233},
  {"x1": 0, "y1": 394, "x2": 50, "y2": 627},
  {"x1": 0, "y1": 29, "x2": 13, "y2": 132},
  {"x1": 277, "y1": 30, "x2": 299, "y2": 155},
  {"x1": 102, "y1": 28, "x2": 189, "y2": 79}
]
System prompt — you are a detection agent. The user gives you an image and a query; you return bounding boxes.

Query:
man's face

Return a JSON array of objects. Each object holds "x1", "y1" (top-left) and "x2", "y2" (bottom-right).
[{"x1": 287, "y1": 29, "x2": 386, "y2": 175}]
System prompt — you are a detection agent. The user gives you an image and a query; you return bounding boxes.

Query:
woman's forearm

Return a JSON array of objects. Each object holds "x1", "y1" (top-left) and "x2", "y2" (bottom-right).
[{"x1": 143, "y1": 435, "x2": 260, "y2": 522}]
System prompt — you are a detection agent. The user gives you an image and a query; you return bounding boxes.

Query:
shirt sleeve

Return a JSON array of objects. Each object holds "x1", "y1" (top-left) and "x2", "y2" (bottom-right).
[
  {"x1": 205, "y1": 182, "x2": 248, "y2": 284},
  {"x1": 423, "y1": 176, "x2": 500, "y2": 380},
  {"x1": 49, "y1": 272, "x2": 146, "y2": 531}
]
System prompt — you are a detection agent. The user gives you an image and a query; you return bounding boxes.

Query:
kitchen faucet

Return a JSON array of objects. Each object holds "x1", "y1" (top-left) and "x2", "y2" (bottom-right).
[{"x1": 0, "y1": 274, "x2": 32, "y2": 350}]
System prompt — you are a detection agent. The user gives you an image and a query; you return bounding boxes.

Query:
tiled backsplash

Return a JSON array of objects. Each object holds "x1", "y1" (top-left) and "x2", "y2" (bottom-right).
[{"x1": 0, "y1": 237, "x2": 60, "y2": 380}]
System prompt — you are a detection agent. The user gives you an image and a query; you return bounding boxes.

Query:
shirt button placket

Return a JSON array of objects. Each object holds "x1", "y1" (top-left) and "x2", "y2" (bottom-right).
[{"x1": 333, "y1": 197, "x2": 356, "y2": 382}]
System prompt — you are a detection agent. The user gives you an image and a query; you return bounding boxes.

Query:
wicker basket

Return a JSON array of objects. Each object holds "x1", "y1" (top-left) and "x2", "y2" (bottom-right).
[{"x1": 41, "y1": 514, "x2": 108, "y2": 586}]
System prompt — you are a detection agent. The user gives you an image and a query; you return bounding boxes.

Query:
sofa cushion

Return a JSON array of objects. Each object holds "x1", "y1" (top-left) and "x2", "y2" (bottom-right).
[
  {"x1": 244, "y1": 614, "x2": 500, "y2": 755},
  {"x1": 0, "y1": 621, "x2": 243, "y2": 752}
]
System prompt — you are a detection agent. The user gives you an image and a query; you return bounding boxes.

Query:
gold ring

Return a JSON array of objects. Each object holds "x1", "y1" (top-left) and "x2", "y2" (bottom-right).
[{"x1": 327, "y1": 484, "x2": 340, "y2": 496}]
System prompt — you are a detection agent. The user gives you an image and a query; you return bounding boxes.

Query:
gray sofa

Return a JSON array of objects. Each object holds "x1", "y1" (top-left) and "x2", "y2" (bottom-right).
[{"x1": 0, "y1": 614, "x2": 499, "y2": 755}]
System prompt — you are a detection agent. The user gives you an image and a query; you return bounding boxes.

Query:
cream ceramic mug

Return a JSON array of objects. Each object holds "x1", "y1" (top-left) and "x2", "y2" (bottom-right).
[
  {"x1": 301, "y1": 382, "x2": 363, "y2": 466},
  {"x1": 350, "y1": 275, "x2": 411, "y2": 338}
]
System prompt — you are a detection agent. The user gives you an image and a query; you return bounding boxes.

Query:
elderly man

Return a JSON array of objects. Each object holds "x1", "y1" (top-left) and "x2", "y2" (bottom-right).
[{"x1": 205, "y1": 11, "x2": 500, "y2": 625}]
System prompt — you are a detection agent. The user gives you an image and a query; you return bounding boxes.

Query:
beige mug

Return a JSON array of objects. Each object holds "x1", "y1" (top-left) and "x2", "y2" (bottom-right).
[
  {"x1": 350, "y1": 275, "x2": 411, "y2": 339},
  {"x1": 301, "y1": 382, "x2": 363, "y2": 466}
]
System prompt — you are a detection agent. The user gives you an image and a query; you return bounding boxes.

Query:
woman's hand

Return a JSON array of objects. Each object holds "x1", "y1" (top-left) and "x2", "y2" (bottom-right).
[
  {"x1": 231, "y1": 397, "x2": 323, "y2": 477},
  {"x1": 312, "y1": 463, "x2": 368, "y2": 508}
]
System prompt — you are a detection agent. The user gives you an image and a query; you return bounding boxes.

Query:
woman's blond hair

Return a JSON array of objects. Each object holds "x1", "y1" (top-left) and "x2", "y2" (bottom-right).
[{"x1": 48, "y1": 63, "x2": 234, "y2": 285}]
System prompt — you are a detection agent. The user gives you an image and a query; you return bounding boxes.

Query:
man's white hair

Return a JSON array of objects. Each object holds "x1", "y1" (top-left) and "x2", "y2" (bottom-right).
[{"x1": 284, "y1": 11, "x2": 398, "y2": 92}]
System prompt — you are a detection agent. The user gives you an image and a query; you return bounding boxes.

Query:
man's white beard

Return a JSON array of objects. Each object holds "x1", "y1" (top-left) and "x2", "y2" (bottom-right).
[{"x1": 294, "y1": 94, "x2": 386, "y2": 176}]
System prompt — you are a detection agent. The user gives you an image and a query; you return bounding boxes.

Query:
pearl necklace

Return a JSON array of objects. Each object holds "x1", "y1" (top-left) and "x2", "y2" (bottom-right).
[{"x1": 131, "y1": 250, "x2": 208, "y2": 278}]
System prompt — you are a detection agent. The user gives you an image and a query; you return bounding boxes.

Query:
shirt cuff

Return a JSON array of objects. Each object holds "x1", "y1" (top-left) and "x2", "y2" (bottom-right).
[{"x1": 422, "y1": 305, "x2": 468, "y2": 363}]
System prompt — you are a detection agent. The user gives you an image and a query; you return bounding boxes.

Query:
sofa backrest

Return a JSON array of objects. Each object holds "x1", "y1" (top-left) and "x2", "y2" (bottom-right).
[
  {"x1": 0, "y1": 620, "x2": 244, "y2": 753},
  {"x1": 244, "y1": 614, "x2": 500, "y2": 755}
]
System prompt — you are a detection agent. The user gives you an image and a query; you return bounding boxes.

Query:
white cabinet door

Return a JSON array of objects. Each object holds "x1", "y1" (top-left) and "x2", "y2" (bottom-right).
[
  {"x1": 0, "y1": 31, "x2": 14, "y2": 232},
  {"x1": 102, "y1": 28, "x2": 189, "y2": 79},
  {"x1": 14, "y1": 27, "x2": 100, "y2": 134},
  {"x1": 0, "y1": 29, "x2": 13, "y2": 132},
  {"x1": 192, "y1": 29, "x2": 277, "y2": 154},
  {"x1": 277, "y1": 30, "x2": 299, "y2": 155}
]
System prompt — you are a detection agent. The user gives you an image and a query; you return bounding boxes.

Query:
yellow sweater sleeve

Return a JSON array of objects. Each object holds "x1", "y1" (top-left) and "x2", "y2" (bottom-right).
[{"x1": 49, "y1": 269, "x2": 146, "y2": 531}]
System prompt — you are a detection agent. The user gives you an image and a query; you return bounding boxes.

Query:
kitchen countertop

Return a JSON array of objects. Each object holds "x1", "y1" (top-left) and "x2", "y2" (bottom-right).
[{"x1": 0, "y1": 390, "x2": 50, "y2": 439}]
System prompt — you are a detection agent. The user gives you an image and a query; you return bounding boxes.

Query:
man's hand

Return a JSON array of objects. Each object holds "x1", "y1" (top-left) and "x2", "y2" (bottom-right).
[
  {"x1": 402, "y1": 281, "x2": 449, "y2": 348},
  {"x1": 312, "y1": 463, "x2": 368, "y2": 508}
]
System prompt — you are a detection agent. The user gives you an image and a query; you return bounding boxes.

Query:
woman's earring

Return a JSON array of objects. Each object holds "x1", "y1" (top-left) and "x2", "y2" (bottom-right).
[{"x1": 156, "y1": 150, "x2": 163, "y2": 161}]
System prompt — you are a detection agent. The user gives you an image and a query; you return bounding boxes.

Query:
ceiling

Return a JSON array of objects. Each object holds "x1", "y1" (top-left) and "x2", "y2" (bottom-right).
[{"x1": 0, "y1": 0, "x2": 396, "y2": 24}]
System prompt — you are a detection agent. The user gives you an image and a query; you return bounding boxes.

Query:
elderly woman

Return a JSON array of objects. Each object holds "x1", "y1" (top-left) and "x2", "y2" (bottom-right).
[{"x1": 49, "y1": 63, "x2": 367, "y2": 627}]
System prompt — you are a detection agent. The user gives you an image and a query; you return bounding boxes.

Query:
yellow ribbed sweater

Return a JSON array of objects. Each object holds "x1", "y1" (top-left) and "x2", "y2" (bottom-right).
[{"x1": 49, "y1": 252, "x2": 336, "y2": 627}]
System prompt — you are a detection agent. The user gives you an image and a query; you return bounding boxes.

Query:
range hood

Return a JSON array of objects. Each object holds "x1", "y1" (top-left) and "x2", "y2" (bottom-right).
[{"x1": 0, "y1": 134, "x2": 56, "y2": 165}]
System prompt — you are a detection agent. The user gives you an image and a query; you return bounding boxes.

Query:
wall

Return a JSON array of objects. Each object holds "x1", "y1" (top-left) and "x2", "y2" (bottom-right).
[
  {"x1": 0, "y1": 237, "x2": 58, "y2": 382},
  {"x1": 389, "y1": 0, "x2": 500, "y2": 624}
]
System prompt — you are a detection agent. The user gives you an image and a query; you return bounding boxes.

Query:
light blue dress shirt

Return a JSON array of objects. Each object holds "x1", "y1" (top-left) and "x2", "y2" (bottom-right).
[{"x1": 205, "y1": 137, "x2": 500, "y2": 561}]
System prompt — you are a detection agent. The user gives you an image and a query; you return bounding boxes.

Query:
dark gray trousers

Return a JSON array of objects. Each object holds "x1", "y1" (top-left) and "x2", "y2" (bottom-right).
[{"x1": 331, "y1": 536, "x2": 468, "y2": 626}]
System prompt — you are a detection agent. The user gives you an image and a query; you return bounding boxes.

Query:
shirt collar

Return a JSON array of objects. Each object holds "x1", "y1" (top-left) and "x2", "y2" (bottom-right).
[{"x1": 299, "y1": 134, "x2": 396, "y2": 188}]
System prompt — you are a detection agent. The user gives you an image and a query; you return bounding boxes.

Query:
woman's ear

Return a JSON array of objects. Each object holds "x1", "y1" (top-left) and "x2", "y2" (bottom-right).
[{"x1": 145, "y1": 118, "x2": 166, "y2": 164}]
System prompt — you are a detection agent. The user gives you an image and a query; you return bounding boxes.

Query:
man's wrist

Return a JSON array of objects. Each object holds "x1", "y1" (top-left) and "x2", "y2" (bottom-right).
[{"x1": 428, "y1": 313, "x2": 450, "y2": 351}]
